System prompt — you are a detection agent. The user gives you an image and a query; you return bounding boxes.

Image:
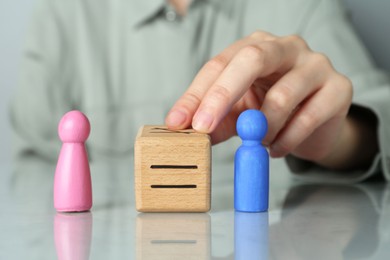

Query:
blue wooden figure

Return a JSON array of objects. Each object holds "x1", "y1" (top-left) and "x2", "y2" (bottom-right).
[{"x1": 234, "y1": 109, "x2": 269, "y2": 212}]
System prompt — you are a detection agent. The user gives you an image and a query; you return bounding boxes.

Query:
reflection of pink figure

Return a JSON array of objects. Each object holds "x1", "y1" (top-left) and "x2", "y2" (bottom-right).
[
  {"x1": 54, "y1": 212, "x2": 93, "y2": 260},
  {"x1": 54, "y1": 110, "x2": 92, "y2": 212}
]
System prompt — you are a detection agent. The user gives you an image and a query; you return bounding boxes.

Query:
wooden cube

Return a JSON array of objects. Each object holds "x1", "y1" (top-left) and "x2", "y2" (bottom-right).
[{"x1": 134, "y1": 125, "x2": 211, "y2": 212}]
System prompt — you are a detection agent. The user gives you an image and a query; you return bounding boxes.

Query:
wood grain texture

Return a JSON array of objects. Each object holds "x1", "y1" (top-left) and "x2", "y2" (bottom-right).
[{"x1": 135, "y1": 125, "x2": 211, "y2": 212}]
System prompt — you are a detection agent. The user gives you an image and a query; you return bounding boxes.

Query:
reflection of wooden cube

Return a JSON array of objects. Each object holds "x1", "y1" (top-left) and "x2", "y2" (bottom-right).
[
  {"x1": 136, "y1": 213, "x2": 211, "y2": 260},
  {"x1": 135, "y1": 125, "x2": 211, "y2": 212}
]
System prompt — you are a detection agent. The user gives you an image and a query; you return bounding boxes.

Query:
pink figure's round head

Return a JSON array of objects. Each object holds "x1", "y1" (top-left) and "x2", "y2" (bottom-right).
[{"x1": 58, "y1": 110, "x2": 91, "y2": 143}]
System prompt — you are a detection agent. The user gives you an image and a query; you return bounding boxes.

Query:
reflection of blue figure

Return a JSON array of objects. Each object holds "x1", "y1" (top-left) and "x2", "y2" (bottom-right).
[
  {"x1": 235, "y1": 211, "x2": 269, "y2": 260},
  {"x1": 235, "y1": 109, "x2": 269, "y2": 212}
]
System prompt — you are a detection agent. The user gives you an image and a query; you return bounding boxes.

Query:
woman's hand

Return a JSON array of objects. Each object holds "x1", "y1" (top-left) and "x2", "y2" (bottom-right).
[{"x1": 165, "y1": 31, "x2": 360, "y2": 169}]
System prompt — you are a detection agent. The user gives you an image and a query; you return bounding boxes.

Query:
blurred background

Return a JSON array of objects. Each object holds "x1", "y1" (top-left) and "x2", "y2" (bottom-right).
[
  {"x1": 0, "y1": 0, "x2": 36, "y2": 162},
  {"x1": 0, "y1": 0, "x2": 389, "y2": 163}
]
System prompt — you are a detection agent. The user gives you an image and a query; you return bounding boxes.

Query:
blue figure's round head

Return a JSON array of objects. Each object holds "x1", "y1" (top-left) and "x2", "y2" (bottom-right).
[{"x1": 236, "y1": 109, "x2": 268, "y2": 141}]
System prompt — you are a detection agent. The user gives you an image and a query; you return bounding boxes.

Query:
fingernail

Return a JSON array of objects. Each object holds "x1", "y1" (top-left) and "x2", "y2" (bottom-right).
[
  {"x1": 193, "y1": 111, "x2": 214, "y2": 132},
  {"x1": 270, "y1": 143, "x2": 284, "y2": 157},
  {"x1": 166, "y1": 110, "x2": 187, "y2": 127}
]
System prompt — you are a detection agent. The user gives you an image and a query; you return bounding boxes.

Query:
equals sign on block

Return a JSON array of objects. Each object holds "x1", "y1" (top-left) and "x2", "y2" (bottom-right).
[{"x1": 150, "y1": 165, "x2": 198, "y2": 189}]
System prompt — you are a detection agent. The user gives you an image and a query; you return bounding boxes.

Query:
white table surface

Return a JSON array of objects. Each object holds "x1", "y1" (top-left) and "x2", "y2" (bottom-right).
[{"x1": 1, "y1": 156, "x2": 389, "y2": 260}]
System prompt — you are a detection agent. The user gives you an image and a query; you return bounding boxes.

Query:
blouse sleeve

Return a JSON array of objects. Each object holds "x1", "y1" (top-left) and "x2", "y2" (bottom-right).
[{"x1": 10, "y1": 0, "x2": 74, "y2": 161}]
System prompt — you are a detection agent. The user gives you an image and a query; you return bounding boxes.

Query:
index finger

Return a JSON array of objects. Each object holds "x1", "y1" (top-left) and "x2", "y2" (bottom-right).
[
  {"x1": 165, "y1": 32, "x2": 276, "y2": 130},
  {"x1": 191, "y1": 36, "x2": 302, "y2": 133}
]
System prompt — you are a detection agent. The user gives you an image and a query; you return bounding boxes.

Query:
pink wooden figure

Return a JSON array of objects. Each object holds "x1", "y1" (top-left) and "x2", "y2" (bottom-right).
[{"x1": 54, "y1": 110, "x2": 92, "y2": 212}]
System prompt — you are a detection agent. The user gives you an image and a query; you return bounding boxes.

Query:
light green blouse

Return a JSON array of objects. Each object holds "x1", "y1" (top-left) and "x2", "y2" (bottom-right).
[{"x1": 11, "y1": 0, "x2": 390, "y2": 182}]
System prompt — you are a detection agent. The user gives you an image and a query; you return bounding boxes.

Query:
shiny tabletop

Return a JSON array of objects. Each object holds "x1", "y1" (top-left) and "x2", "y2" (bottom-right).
[{"x1": 1, "y1": 156, "x2": 389, "y2": 260}]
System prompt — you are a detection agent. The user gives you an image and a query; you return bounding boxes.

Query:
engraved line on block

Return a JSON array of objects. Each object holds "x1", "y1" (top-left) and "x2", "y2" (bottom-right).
[
  {"x1": 150, "y1": 240, "x2": 197, "y2": 244},
  {"x1": 150, "y1": 185, "x2": 197, "y2": 189},
  {"x1": 149, "y1": 127, "x2": 192, "y2": 134},
  {"x1": 150, "y1": 165, "x2": 198, "y2": 169}
]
